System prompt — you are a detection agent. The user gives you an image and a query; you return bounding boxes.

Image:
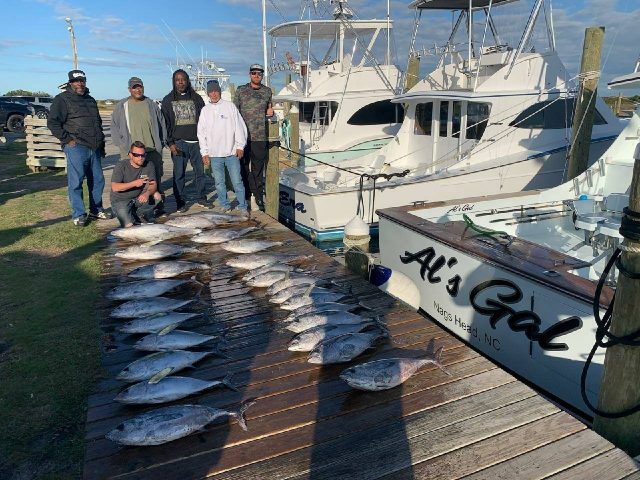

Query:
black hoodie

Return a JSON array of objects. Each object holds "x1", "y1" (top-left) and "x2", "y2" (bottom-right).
[
  {"x1": 48, "y1": 85, "x2": 104, "y2": 151},
  {"x1": 160, "y1": 70, "x2": 205, "y2": 146}
]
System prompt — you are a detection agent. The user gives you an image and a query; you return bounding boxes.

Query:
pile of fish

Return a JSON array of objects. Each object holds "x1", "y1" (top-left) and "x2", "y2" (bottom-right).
[
  {"x1": 105, "y1": 213, "x2": 261, "y2": 446},
  {"x1": 103, "y1": 211, "x2": 449, "y2": 448}
]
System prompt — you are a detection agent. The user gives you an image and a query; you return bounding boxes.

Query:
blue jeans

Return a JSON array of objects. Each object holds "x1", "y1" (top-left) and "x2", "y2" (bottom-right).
[
  {"x1": 111, "y1": 197, "x2": 158, "y2": 227},
  {"x1": 171, "y1": 140, "x2": 206, "y2": 207},
  {"x1": 64, "y1": 143, "x2": 105, "y2": 219},
  {"x1": 210, "y1": 155, "x2": 247, "y2": 210}
]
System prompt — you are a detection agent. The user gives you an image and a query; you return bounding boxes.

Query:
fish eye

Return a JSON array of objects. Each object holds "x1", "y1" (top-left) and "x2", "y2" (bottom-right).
[{"x1": 116, "y1": 424, "x2": 125, "y2": 431}]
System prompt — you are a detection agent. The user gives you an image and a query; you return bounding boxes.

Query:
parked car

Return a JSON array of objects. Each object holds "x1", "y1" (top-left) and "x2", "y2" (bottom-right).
[
  {"x1": 1, "y1": 95, "x2": 53, "y2": 111},
  {"x1": 0, "y1": 97, "x2": 48, "y2": 118},
  {"x1": 0, "y1": 100, "x2": 34, "y2": 132}
]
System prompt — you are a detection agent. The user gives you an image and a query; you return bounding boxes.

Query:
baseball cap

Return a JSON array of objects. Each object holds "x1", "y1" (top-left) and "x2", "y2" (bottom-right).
[
  {"x1": 206, "y1": 80, "x2": 221, "y2": 93},
  {"x1": 128, "y1": 77, "x2": 144, "y2": 88},
  {"x1": 68, "y1": 69, "x2": 86, "y2": 82},
  {"x1": 249, "y1": 64, "x2": 264, "y2": 72}
]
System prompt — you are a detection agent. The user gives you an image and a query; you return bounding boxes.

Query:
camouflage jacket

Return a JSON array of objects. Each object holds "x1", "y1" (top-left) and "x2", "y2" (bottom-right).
[{"x1": 234, "y1": 83, "x2": 272, "y2": 141}]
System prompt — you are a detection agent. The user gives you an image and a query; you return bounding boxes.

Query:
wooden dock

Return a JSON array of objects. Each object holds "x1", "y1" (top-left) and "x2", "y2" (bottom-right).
[{"x1": 84, "y1": 212, "x2": 640, "y2": 479}]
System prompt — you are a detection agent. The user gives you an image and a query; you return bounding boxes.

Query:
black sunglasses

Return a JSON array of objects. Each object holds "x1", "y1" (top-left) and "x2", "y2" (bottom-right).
[
  {"x1": 130, "y1": 152, "x2": 146, "y2": 158},
  {"x1": 250, "y1": 71, "x2": 263, "y2": 76}
]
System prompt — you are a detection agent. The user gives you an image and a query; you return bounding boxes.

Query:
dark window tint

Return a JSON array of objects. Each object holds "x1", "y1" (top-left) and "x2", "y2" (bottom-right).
[
  {"x1": 346, "y1": 100, "x2": 404, "y2": 126},
  {"x1": 439, "y1": 101, "x2": 449, "y2": 137},
  {"x1": 39, "y1": 97, "x2": 53, "y2": 104},
  {"x1": 509, "y1": 98, "x2": 607, "y2": 129},
  {"x1": 466, "y1": 102, "x2": 491, "y2": 140},
  {"x1": 23, "y1": 96, "x2": 35, "y2": 102},
  {"x1": 414, "y1": 102, "x2": 433, "y2": 135},
  {"x1": 452, "y1": 101, "x2": 462, "y2": 138},
  {"x1": 299, "y1": 101, "x2": 338, "y2": 125}
]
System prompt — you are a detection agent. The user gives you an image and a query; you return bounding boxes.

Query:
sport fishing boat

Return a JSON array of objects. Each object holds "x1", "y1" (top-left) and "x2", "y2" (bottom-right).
[
  {"x1": 269, "y1": 0, "x2": 403, "y2": 166},
  {"x1": 278, "y1": 0, "x2": 622, "y2": 242},
  {"x1": 375, "y1": 77, "x2": 640, "y2": 416}
]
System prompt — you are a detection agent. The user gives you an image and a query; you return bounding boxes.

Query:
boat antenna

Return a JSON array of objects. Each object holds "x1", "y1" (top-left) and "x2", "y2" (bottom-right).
[{"x1": 262, "y1": 0, "x2": 269, "y2": 86}]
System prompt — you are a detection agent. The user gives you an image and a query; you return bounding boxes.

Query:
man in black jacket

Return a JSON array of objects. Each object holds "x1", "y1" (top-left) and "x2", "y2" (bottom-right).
[
  {"x1": 161, "y1": 69, "x2": 210, "y2": 213},
  {"x1": 48, "y1": 69, "x2": 113, "y2": 226}
]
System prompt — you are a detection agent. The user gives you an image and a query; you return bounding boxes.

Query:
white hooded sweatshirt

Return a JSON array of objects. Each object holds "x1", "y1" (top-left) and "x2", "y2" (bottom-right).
[{"x1": 197, "y1": 98, "x2": 247, "y2": 157}]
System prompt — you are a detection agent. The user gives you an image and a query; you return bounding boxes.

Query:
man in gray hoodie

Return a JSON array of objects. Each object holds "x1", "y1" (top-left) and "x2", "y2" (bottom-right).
[{"x1": 111, "y1": 77, "x2": 167, "y2": 215}]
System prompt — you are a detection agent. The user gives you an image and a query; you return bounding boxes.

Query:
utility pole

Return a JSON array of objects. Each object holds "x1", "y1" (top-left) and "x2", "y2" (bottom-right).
[
  {"x1": 565, "y1": 26, "x2": 604, "y2": 181},
  {"x1": 65, "y1": 17, "x2": 79, "y2": 70}
]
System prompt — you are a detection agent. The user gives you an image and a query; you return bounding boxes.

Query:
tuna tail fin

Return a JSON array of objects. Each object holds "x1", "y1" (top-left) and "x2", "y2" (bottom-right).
[
  {"x1": 422, "y1": 343, "x2": 451, "y2": 376},
  {"x1": 303, "y1": 284, "x2": 315, "y2": 297},
  {"x1": 233, "y1": 398, "x2": 257, "y2": 431},
  {"x1": 222, "y1": 373, "x2": 238, "y2": 392}
]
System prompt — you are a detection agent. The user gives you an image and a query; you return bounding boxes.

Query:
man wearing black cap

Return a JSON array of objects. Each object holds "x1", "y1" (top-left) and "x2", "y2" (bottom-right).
[
  {"x1": 234, "y1": 64, "x2": 273, "y2": 211},
  {"x1": 161, "y1": 69, "x2": 209, "y2": 213},
  {"x1": 48, "y1": 69, "x2": 113, "y2": 226},
  {"x1": 111, "y1": 76, "x2": 167, "y2": 217}
]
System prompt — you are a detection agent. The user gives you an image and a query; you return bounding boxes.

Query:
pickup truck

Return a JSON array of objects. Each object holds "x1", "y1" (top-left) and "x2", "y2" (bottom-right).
[{"x1": 0, "y1": 99, "x2": 34, "y2": 132}]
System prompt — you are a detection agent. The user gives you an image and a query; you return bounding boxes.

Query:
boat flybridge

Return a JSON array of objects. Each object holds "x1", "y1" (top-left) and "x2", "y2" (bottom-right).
[
  {"x1": 376, "y1": 72, "x2": 640, "y2": 417},
  {"x1": 269, "y1": 0, "x2": 403, "y2": 166},
  {"x1": 278, "y1": 0, "x2": 622, "y2": 242}
]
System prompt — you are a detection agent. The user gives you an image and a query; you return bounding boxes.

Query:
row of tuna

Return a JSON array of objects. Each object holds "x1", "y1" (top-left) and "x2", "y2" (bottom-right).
[{"x1": 105, "y1": 212, "x2": 264, "y2": 446}]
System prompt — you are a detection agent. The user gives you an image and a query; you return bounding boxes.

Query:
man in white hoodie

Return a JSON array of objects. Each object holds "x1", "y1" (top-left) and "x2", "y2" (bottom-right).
[{"x1": 198, "y1": 80, "x2": 248, "y2": 214}]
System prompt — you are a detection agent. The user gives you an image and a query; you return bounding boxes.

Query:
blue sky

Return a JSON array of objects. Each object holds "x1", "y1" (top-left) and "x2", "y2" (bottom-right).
[{"x1": 2, "y1": 0, "x2": 639, "y2": 100}]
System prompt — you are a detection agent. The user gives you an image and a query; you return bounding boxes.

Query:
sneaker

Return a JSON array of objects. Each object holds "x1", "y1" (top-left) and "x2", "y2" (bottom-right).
[
  {"x1": 90, "y1": 209, "x2": 114, "y2": 220},
  {"x1": 250, "y1": 195, "x2": 259, "y2": 211},
  {"x1": 73, "y1": 215, "x2": 87, "y2": 227},
  {"x1": 155, "y1": 208, "x2": 168, "y2": 219},
  {"x1": 176, "y1": 204, "x2": 189, "y2": 214}
]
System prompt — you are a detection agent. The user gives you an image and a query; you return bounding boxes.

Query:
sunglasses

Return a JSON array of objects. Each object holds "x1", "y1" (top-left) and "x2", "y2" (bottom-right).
[
  {"x1": 130, "y1": 152, "x2": 147, "y2": 158},
  {"x1": 250, "y1": 71, "x2": 263, "y2": 76}
]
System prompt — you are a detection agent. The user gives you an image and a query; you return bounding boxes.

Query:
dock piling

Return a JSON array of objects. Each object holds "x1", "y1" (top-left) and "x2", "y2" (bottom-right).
[{"x1": 265, "y1": 119, "x2": 280, "y2": 219}]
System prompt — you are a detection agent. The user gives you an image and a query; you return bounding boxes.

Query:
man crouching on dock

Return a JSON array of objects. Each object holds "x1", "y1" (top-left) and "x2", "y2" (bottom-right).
[{"x1": 110, "y1": 141, "x2": 162, "y2": 227}]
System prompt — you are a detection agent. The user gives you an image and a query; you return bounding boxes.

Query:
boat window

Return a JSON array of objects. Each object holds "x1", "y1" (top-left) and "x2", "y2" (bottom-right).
[
  {"x1": 439, "y1": 101, "x2": 449, "y2": 137},
  {"x1": 452, "y1": 101, "x2": 462, "y2": 138},
  {"x1": 466, "y1": 102, "x2": 491, "y2": 140},
  {"x1": 346, "y1": 100, "x2": 405, "y2": 126},
  {"x1": 299, "y1": 101, "x2": 338, "y2": 125},
  {"x1": 509, "y1": 98, "x2": 608, "y2": 129},
  {"x1": 414, "y1": 102, "x2": 433, "y2": 135}
]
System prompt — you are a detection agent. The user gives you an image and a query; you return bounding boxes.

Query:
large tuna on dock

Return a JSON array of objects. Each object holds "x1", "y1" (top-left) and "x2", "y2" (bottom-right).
[
  {"x1": 106, "y1": 279, "x2": 189, "y2": 300},
  {"x1": 339, "y1": 343, "x2": 450, "y2": 391},
  {"x1": 127, "y1": 260, "x2": 210, "y2": 279},
  {"x1": 110, "y1": 224, "x2": 202, "y2": 242},
  {"x1": 106, "y1": 400, "x2": 255, "y2": 445},
  {"x1": 116, "y1": 350, "x2": 211, "y2": 382},
  {"x1": 110, "y1": 297, "x2": 194, "y2": 318},
  {"x1": 190, "y1": 227, "x2": 256, "y2": 244},
  {"x1": 114, "y1": 374, "x2": 236, "y2": 404},
  {"x1": 308, "y1": 329, "x2": 388, "y2": 364},
  {"x1": 134, "y1": 329, "x2": 220, "y2": 351},
  {"x1": 118, "y1": 312, "x2": 201, "y2": 334},
  {"x1": 222, "y1": 239, "x2": 284, "y2": 253},
  {"x1": 115, "y1": 244, "x2": 199, "y2": 261}
]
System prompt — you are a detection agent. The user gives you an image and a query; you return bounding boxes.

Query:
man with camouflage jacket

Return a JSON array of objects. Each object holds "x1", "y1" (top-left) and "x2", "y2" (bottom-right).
[{"x1": 234, "y1": 64, "x2": 273, "y2": 211}]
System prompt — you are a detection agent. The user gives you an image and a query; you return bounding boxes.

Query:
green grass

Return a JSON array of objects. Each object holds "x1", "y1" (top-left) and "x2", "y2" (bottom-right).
[{"x1": 0, "y1": 140, "x2": 106, "y2": 479}]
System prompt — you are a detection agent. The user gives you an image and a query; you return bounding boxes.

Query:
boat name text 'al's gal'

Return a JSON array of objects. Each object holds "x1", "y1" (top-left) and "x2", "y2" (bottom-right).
[
  {"x1": 279, "y1": 191, "x2": 307, "y2": 213},
  {"x1": 400, "y1": 248, "x2": 582, "y2": 351}
]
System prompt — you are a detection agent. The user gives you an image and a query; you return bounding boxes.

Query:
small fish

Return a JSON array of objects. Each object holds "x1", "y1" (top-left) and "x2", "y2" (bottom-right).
[
  {"x1": 110, "y1": 297, "x2": 194, "y2": 318},
  {"x1": 165, "y1": 215, "x2": 218, "y2": 229},
  {"x1": 110, "y1": 224, "x2": 202, "y2": 242},
  {"x1": 226, "y1": 253, "x2": 309, "y2": 270},
  {"x1": 222, "y1": 239, "x2": 284, "y2": 254},
  {"x1": 198, "y1": 212, "x2": 248, "y2": 223},
  {"x1": 241, "y1": 263, "x2": 296, "y2": 282},
  {"x1": 106, "y1": 400, "x2": 255, "y2": 445},
  {"x1": 339, "y1": 342, "x2": 450, "y2": 391},
  {"x1": 191, "y1": 227, "x2": 257, "y2": 244},
  {"x1": 114, "y1": 374, "x2": 237, "y2": 404},
  {"x1": 128, "y1": 261, "x2": 210, "y2": 279},
  {"x1": 135, "y1": 329, "x2": 219, "y2": 351},
  {"x1": 284, "y1": 302, "x2": 368, "y2": 322},
  {"x1": 266, "y1": 274, "x2": 326, "y2": 296},
  {"x1": 246, "y1": 270, "x2": 288, "y2": 288},
  {"x1": 118, "y1": 312, "x2": 201, "y2": 334},
  {"x1": 116, "y1": 350, "x2": 211, "y2": 382},
  {"x1": 279, "y1": 290, "x2": 351, "y2": 311},
  {"x1": 308, "y1": 329, "x2": 388, "y2": 364},
  {"x1": 288, "y1": 322, "x2": 380, "y2": 352},
  {"x1": 106, "y1": 279, "x2": 188, "y2": 300},
  {"x1": 286, "y1": 311, "x2": 372, "y2": 333},
  {"x1": 115, "y1": 244, "x2": 198, "y2": 261},
  {"x1": 269, "y1": 284, "x2": 316, "y2": 304}
]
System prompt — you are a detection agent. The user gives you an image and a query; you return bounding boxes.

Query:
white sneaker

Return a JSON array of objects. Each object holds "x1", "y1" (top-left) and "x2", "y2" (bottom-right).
[{"x1": 250, "y1": 195, "x2": 259, "y2": 212}]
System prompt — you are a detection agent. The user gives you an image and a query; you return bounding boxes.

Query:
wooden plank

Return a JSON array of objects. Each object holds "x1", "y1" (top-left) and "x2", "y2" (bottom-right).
[
  {"x1": 26, "y1": 133, "x2": 60, "y2": 143},
  {"x1": 26, "y1": 156, "x2": 67, "y2": 168},
  {"x1": 24, "y1": 116, "x2": 48, "y2": 126},
  {"x1": 545, "y1": 448, "x2": 639, "y2": 480},
  {"x1": 27, "y1": 150, "x2": 66, "y2": 158},
  {"x1": 462, "y1": 429, "x2": 614, "y2": 480},
  {"x1": 27, "y1": 141, "x2": 63, "y2": 150},
  {"x1": 382, "y1": 412, "x2": 586, "y2": 479}
]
